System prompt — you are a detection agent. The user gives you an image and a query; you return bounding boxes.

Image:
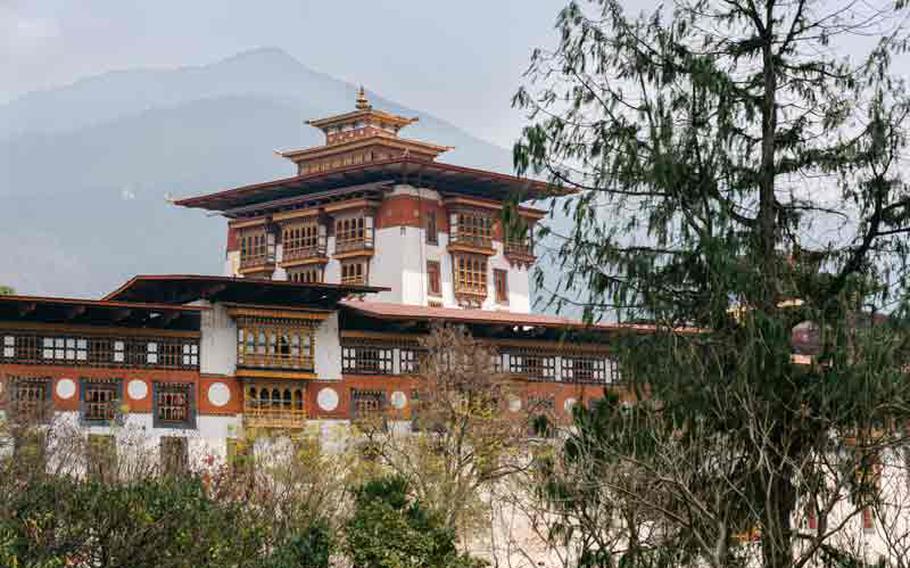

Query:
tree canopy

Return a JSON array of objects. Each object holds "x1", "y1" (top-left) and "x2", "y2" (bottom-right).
[{"x1": 515, "y1": 1, "x2": 910, "y2": 567}]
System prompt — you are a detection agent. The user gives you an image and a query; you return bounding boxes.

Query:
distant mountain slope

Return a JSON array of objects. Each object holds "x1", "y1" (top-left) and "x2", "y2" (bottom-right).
[{"x1": 0, "y1": 48, "x2": 515, "y2": 297}]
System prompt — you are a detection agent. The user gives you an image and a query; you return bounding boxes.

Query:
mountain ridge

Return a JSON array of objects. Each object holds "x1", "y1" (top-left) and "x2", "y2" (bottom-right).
[{"x1": 0, "y1": 48, "x2": 517, "y2": 298}]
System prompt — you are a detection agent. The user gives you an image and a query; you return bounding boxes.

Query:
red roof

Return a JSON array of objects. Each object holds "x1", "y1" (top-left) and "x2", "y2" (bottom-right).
[
  {"x1": 173, "y1": 157, "x2": 568, "y2": 213},
  {"x1": 340, "y1": 300, "x2": 679, "y2": 333}
]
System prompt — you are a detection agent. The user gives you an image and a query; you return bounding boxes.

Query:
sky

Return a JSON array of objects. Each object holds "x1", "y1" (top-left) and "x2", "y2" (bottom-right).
[{"x1": 1, "y1": 0, "x2": 568, "y2": 149}]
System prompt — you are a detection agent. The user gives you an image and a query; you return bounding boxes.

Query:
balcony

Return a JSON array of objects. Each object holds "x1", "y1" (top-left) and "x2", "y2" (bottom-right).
[
  {"x1": 238, "y1": 252, "x2": 276, "y2": 276},
  {"x1": 243, "y1": 383, "x2": 307, "y2": 429},
  {"x1": 243, "y1": 406, "x2": 307, "y2": 429},
  {"x1": 334, "y1": 236, "x2": 374, "y2": 257},
  {"x1": 282, "y1": 243, "x2": 328, "y2": 266},
  {"x1": 504, "y1": 240, "x2": 535, "y2": 267}
]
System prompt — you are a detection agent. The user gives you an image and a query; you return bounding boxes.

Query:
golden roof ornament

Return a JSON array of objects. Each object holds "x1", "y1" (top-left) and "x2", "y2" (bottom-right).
[{"x1": 355, "y1": 86, "x2": 371, "y2": 111}]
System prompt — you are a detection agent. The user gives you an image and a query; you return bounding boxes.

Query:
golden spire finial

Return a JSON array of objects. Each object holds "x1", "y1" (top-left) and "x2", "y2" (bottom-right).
[{"x1": 355, "y1": 86, "x2": 371, "y2": 111}]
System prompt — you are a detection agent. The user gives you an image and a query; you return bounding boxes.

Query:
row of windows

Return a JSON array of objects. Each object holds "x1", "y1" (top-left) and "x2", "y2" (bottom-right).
[
  {"x1": 4, "y1": 377, "x2": 194, "y2": 427},
  {"x1": 342, "y1": 345, "x2": 418, "y2": 375},
  {"x1": 1, "y1": 334, "x2": 199, "y2": 370},
  {"x1": 497, "y1": 353, "x2": 618, "y2": 384},
  {"x1": 451, "y1": 211, "x2": 494, "y2": 247},
  {"x1": 339, "y1": 343, "x2": 617, "y2": 383},
  {"x1": 240, "y1": 217, "x2": 373, "y2": 266}
]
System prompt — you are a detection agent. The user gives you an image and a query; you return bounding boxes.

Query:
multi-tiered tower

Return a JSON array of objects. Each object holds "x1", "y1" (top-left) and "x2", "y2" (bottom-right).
[{"x1": 180, "y1": 89, "x2": 543, "y2": 312}]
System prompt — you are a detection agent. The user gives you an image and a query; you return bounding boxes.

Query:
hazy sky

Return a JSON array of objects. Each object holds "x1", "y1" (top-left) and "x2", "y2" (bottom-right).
[{"x1": 2, "y1": 0, "x2": 567, "y2": 148}]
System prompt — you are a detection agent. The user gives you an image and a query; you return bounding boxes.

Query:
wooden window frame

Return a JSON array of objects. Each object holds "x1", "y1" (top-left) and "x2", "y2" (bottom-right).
[
  {"x1": 452, "y1": 210, "x2": 494, "y2": 248},
  {"x1": 427, "y1": 260, "x2": 442, "y2": 297},
  {"x1": 561, "y1": 356, "x2": 617, "y2": 384},
  {"x1": 453, "y1": 253, "x2": 488, "y2": 299},
  {"x1": 80, "y1": 379, "x2": 122, "y2": 425},
  {"x1": 340, "y1": 259, "x2": 369, "y2": 285},
  {"x1": 239, "y1": 227, "x2": 275, "y2": 269},
  {"x1": 236, "y1": 318, "x2": 317, "y2": 372},
  {"x1": 287, "y1": 265, "x2": 325, "y2": 284},
  {"x1": 342, "y1": 344, "x2": 394, "y2": 375},
  {"x1": 282, "y1": 220, "x2": 325, "y2": 261},
  {"x1": 244, "y1": 382, "x2": 306, "y2": 427},
  {"x1": 6, "y1": 376, "x2": 52, "y2": 423},
  {"x1": 334, "y1": 214, "x2": 373, "y2": 253},
  {"x1": 494, "y1": 269, "x2": 509, "y2": 304},
  {"x1": 153, "y1": 382, "x2": 195, "y2": 429},
  {"x1": 1, "y1": 332, "x2": 198, "y2": 370},
  {"x1": 351, "y1": 389, "x2": 386, "y2": 420}
]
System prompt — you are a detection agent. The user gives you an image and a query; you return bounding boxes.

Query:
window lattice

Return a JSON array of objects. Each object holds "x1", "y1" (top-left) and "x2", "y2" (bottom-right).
[
  {"x1": 340, "y1": 260, "x2": 368, "y2": 285},
  {"x1": 343, "y1": 344, "x2": 394, "y2": 374},
  {"x1": 351, "y1": 389, "x2": 385, "y2": 419},
  {"x1": 506, "y1": 352, "x2": 557, "y2": 381},
  {"x1": 0, "y1": 333, "x2": 198, "y2": 370},
  {"x1": 236, "y1": 318, "x2": 316, "y2": 371},
  {"x1": 453, "y1": 211, "x2": 494, "y2": 248},
  {"x1": 282, "y1": 221, "x2": 324, "y2": 261},
  {"x1": 155, "y1": 382, "x2": 193, "y2": 427},
  {"x1": 7, "y1": 377, "x2": 52, "y2": 423},
  {"x1": 335, "y1": 216, "x2": 371, "y2": 253},
  {"x1": 561, "y1": 356, "x2": 617, "y2": 384},
  {"x1": 239, "y1": 228, "x2": 272, "y2": 268},
  {"x1": 494, "y1": 269, "x2": 508, "y2": 304},
  {"x1": 399, "y1": 349, "x2": 418, "y2": 374},
  {"x1": 453, "y1": 253, "x2": 487, "y2": 297},
  {"x1": 427, "y1": 261, "x2": 441, "y2": 296},
  {"x1": 82, "y1": 379, "x2": 121, "y2": 423}
]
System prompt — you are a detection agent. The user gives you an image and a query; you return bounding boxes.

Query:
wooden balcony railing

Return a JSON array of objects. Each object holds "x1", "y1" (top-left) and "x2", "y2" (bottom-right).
[
  {"x1": 450, "y1": 232, "x2": 494, "y2": 250},
  {"x1": 282, "y1": 243, "x2": 327, "y2": 263},
  {"x1": 335, "y1": 236, "x2": 373, "y2": 255},
  {"x1": 243, "y1": 406, "x2": 307, "y2": 429}
]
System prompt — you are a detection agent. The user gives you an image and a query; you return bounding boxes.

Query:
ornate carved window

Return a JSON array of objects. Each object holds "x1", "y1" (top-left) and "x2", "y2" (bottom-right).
[
  {"x1": 244, "y1": 383, "x2": 306, "y2": 428},
  {"x1": 451, "y1": 210, "x2": 494, "y2": 248},
  {"x1": 340, "y1": 260, "x2": 368, "y2": 285},
  {"x1": 287, "y1": 265, "x2": 324, "y2": 283},
  {"x1": 453, "y1": 253, "x2": 487, "y2": 303},
  {"x1": 239, "y1": 227, "x2": 275, "y2": 269},
  {"x1": 282, "y1": 220, "x2": 325, "y2": 261},
  {"x1": 236, "y1": 317, "x2": 317, "y2": 371},
  {"x1": 6, "y1": 376, "x2": 52, "y2": 423},
  {"x1": 334, "y1": 215, "x2": 373, "y2": 253},
  {"x1": 81, "y1": 379, "x2": 122, "y2": 424},
  {"x1": 153, "y1": 382, "x2": 194, "y2": 428},
  {"x1": 504, "y1": 225, "x2": 534, "y2": 257},
  {"x1": 351, "y1": 389, "x2": 385, "y2": 419}
]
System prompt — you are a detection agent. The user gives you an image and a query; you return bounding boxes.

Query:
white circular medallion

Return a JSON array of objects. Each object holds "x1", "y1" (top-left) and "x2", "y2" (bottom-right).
[
  {"x1": 207, "y1": 382, "x2": 231, "y2": 407},
  {"x1": 563, "y1": 397, "x2": 577, "y2": 413},
  {"x1": 127, "y1": 379, "x2": 148, "y2": 400},
  {"x1": 56, "y1": 378, "x2": 76, "y2": 400},
  {"x1": 507, "y1": 395, "x2": 522, "y2": 413},
  {"x1": 390, "y1": 390, "x2": 407, "y2": 410},
  {"x1": 317, "y1": 387, "x2": 339, "y2": 412}
]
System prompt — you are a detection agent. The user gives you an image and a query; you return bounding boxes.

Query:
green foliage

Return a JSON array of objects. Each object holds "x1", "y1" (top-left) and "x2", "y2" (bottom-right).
[
  {"x1": 0, "y1": 471, "x2": 334, "y2": 568},
  {"x1": 344, "y1": 475, "x2": 485, "y2": 568},
  {"x1": 516, "y1": 1, "x2": 910, "y2": 566},
  {"x1": 0, "y1": 286, "x2": 14, "y2": 296}
]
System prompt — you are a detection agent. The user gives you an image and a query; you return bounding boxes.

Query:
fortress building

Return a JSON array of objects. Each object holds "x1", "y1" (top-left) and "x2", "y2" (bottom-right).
[{"x1": 0, "y1": 90, "x2": 631, "y2": 469}]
